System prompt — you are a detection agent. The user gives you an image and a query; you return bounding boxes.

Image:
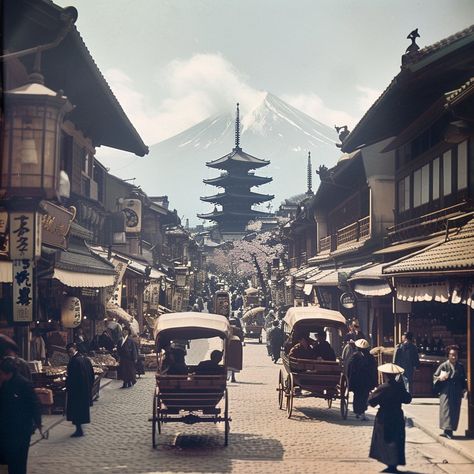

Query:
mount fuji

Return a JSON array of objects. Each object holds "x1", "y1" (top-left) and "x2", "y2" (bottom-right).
[{"x1": 122, "y1": 92, "x2": 341, "y2": 225}]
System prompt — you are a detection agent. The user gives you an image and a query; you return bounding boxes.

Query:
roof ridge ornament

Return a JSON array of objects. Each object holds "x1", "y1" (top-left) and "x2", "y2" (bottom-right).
[
  {"x1": 402, "y1": 28, "x2": 420, "y2": 67},
  {"x1": 406, "y1": 28, "x2": 420, "y2": 54},
  {"x1": 234, "y1": 102, "x2": 241, "y2": 150},
  {"x1": 335, "y1": 125, "x2": 350, "y2": 148}
]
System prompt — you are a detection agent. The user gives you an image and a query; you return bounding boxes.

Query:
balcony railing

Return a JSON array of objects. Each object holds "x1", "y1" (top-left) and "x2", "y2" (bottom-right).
[
  {"x1": 319, "y1": 235, "x2": 332, "y2": 253},
  {"x1": 319, "y1": 216, "x2": 371, "y2": 253}
]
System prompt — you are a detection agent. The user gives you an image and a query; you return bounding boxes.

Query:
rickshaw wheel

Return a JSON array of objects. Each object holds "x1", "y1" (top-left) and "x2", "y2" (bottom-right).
[
  {"x1": 224, "y1": 388, "x2": 230, "y2": 446},
  {"x1": 278, "y1": 370, "x2": 285, "y2": 409},
  {"x1": 152, "y1": 390, "x2": 158, "y2": 448},
  {"x1": 327, "y1": 398, "x2": 333, "y2": 409},
  {"x1": 339, "y1": 374, "x2": 349, "y2": 419},
  {"x1": 286, "y1": 373, "x2": 294, "y2": 418}
]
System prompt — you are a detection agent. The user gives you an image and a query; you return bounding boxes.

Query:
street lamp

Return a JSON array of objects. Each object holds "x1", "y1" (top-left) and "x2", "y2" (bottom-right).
[{"x1": 1, "y1": 72, "x2": 73, "y2": 199}]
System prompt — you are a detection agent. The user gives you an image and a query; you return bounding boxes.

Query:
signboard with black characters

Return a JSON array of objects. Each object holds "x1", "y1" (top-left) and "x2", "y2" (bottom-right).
[{"x1": 13, "y1": 259, "x2": 34, "y2": 322}]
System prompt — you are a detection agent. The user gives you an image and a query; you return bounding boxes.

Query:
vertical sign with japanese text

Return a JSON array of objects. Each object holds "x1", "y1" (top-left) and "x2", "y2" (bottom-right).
[
  {"x1": 9, "y1": 212, "x2": 40, "y2": 260},
  {"x1": 13, "y1": 259, "x2": 34, "y2": 322}
]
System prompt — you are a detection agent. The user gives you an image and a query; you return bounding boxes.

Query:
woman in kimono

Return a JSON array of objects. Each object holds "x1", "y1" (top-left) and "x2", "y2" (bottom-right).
[
  {"x1": 433, "y1": 345, "x2": 467, "y2": 439},
  {"x1": 368, "y1": 363, "x2": 412, "y2": 473}
]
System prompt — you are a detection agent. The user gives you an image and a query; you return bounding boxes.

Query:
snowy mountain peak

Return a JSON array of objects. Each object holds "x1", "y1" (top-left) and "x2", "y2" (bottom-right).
[{"x1": 112, "y1": 93, "x2": 341, "y2": 224}]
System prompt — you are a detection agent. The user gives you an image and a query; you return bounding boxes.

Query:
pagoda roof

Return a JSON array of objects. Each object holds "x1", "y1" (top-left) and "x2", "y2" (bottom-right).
[
  {"x1": 197, "y1": 209, "x2": 270, "y2": 221},
  {"x1": 203, "y1": 173, "x2": 272, "y2": 187},
  {"x1": 200, "y1": 191, "x2": 274, "y2": 204},
  {"x1": 206, "y1": 147, "x2": 270, "y2": 170}
]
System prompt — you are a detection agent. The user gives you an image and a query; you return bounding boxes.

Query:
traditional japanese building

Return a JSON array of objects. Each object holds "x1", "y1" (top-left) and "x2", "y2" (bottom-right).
[{"x1": 198, "y1": 104, "x2": 273, "y2": 239}]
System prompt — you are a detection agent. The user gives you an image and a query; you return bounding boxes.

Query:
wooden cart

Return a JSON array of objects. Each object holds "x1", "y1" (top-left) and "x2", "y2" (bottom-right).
[
  {"x1": 242, "y1": 307, "x2": 265, "y2": 343},
  {"x1": 277, "y1": 306, "x2": 349, "y2": 419},
  {"x1": 151, "y1": 312, "x2": 242, "y2": 448}
]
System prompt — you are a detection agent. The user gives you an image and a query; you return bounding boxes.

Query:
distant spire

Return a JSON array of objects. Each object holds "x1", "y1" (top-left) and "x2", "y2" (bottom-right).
[
  {"x1": 307, "y1": 151, "x2": 313, "y2": 195},
  {"x1": 234, "y1": 102, "x2": 241, "y2": 149}
]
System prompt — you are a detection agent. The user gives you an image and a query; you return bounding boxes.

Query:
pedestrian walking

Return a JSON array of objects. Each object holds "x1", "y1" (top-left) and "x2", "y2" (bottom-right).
[
  {"x1": 347, "y1": 339, "x2": 377, "y2": 420},
  {"x1": 433, "y1": 345, "x2": 467, "y2": 439},
  {"x1": 368, "y1": 363, "x2": 412, "y2": 473},
  {"x1": 0, "y1": 334, "x2": 31, "y2": 381},
  {"x1": 117, "y1": 327, "x2": 138, "y2": 388},
  {"x1": 266, "y1": 320, "x2": 284, "y2": 363},
  {"x1": 66, "y1": 343, "x2": 95, "y2": 437},
  {"x1": 0, "y1": 357, "x2": 42, "y2": 474},
  {"x1": 393, "y1": 331, "x2": 419, "y2": 394}
]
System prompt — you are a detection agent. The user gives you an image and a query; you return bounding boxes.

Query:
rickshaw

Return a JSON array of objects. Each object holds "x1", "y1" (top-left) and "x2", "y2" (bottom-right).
[
  {"x1": 242, "y1": 306, "x2": 265, "y2": 343},
  {"x1": 151, "y1": 312, "x2": 242, "y2": 448},
  {"x1": 277, "y1": 306, "x2": 349, "y2": 419}
]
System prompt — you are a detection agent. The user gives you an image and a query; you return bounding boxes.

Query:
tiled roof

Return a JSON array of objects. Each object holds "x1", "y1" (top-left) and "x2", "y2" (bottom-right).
[
  {"x1": 383, "y1": 218, "x2": 474, "y2": 274},
  {"x1": 445, "y1": 76, "x2": 474, "y2": 104},
  {"x1": 403, "y1": 24, "x2": 474, "y2": 65}
]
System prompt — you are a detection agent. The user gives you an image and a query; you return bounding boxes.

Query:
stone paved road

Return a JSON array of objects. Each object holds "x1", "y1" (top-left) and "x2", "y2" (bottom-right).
[{"x1": 28, "y1": 340, "x2": 473, "y2": 474}]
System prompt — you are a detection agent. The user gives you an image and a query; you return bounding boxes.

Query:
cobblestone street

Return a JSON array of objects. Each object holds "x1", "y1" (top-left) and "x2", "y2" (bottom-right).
[{"x1": 29, "y1": 341, "x2": 473, "y2": 474}]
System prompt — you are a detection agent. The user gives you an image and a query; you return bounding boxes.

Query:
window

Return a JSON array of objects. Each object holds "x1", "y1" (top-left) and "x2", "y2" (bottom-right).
[
  {"x1": 457, "y1": 140, "x2": 468, "y2": 190},
  {"x1": 433, "y1": 157, "x2": 440, "y2": 200},
  {"x1": 443, "y1": 150, "x2": 452, "y2": 196},
  {"x1": 413, "y1": 168, "x2": 421, "y2": 207},
  {"x1": 421, "y1": 163, "x2": 429, "y2": 204},
  {"x1": 398, "y1": 176, "x2": 411, "y2": 212}
]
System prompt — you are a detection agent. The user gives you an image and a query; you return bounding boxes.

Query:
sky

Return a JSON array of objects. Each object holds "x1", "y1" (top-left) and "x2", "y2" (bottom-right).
[{"x1": 55, "y1": 0, "x2": 474, "y2": 167}]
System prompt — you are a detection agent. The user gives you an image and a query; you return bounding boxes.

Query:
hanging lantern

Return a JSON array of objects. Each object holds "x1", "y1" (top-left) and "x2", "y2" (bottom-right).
[
  {"x1": 1, "y1": 73, "x2": 73, "y2": 199},
  {"x1": 61, "y1": 296, "x2": 82, "y2": 328}
]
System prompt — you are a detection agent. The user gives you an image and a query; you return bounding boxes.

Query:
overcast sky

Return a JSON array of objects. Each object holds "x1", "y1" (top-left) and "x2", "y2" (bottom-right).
[{"x1": 56, "y1": 0, "x2": 473, "y2": 161}]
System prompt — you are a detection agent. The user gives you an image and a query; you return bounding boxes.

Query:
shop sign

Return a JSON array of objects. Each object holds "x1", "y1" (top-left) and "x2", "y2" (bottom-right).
[
  {"x1": 340, "y1": 292, "x2": 356, "y2": 309},
  {"x1": 120, "y1": 198, "x2": 142, "y2": 233},
  {"x1": 144, "y1": 283, "x2": 160, "y2": 310},
  {"x1": 12, "y1": 259, "x2": 34, "y2": 322},
  {"x1": 0, "y1": 211, "x2": 8, "y2": 257},
  {"x1": 106, "y1": 257, "x2": 128, "y2": 304},
  {"x1": 61, "y1": 296, "x2": 82, "y2": 328},
  {"x1": 41, "y1": 202, "x2": 76, "y2": 249},
  {"x1": 9, "y1": 212, "x2": 41, "y2": 260}
]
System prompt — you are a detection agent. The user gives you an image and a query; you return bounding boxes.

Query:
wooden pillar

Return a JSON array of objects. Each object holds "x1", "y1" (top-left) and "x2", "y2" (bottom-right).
[
  {"x1": 137, "y1": 280, "x2": 144, "y2": 333},
  {"x1": 467, "y1": 305, "x2": 474, "y2": 438}
]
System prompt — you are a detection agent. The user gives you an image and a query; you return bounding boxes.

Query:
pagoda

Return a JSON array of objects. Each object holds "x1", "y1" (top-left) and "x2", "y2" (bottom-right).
[{"x1": 198, "y1": 103, "x2": 273, "y2": 237}]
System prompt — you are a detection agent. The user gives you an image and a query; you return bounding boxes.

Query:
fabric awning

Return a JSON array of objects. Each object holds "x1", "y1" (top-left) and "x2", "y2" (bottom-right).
[
  {"x1": 303, "y1": 283, "x2": 314, "y2": 295},
  {"x1": 396, "y1": 282, "x2": 450, "y2": 302},
  {"x1": 0, "y1": 261, "x2": 12, "y2": 283},
  {"x1": 53, "y1": 268, "x2": 115, "y2": 288},
  {"x1": 355, "y1": 282, "x2": 392, "y2": 297}
]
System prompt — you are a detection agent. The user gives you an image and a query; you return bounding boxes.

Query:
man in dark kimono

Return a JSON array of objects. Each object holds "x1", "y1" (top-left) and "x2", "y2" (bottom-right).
[
  {"x1": 117, "y1": 327, "x2": 138, "y2": 388},
  {"x1": 369, "y1": 363, "x2": 412, "y2": 473},
  {"x1": 0, "y1": 357, "x2": 42, "y2": 474},
  {"x1": 66, "y1": 342, "x2": 94, "y2": 437},
  {"x1": 313, "y1": 330, "x2": 336, "y2": 361},
  {"x1": 433, "y1": 345, "x2": 467, "y2": 439},
  {"x1": 347, "y1": 339, "x2": 377, "y2": 420},
  {"x1": 394, "y1": 331, "x2": 419, "y2": 394}
]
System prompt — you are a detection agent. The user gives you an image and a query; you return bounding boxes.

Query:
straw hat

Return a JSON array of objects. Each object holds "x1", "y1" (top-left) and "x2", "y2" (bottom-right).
[
  {"x1": 355, "y1": 339, "x2": 369, "y2": 349},
  {"x1": 377, "y1": 363, "x2": 405, "y2": 374}
]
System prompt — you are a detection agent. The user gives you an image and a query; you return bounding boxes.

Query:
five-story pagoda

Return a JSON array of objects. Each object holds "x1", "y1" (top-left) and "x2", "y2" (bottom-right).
[{"x1": 198, "y1": 103, "x2": 273, "y2": 238}]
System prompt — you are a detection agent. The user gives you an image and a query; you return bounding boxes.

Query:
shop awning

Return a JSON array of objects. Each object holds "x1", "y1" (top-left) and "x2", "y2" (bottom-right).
[
  {"x1": 53, "y1": 268, "x2": 115, "y2": 288},
  {"x1": 0, "y1": 261, "x2": 12, "y2": 283},
  {"x1": 396, "y1": 282, "x2": 450, "y2": 302},
  {"x1": 349, "y1": 263, "x2": 386, "y2": 280},
  {"x1": 354, "y1": 282, "x2": 392, "y2": 297},
  {"x1": 291, "y1": 266, "x2": 319, "y2": 279},
  {"x1": 306, "y1": 264, "x2": 371, "y2": 287}
]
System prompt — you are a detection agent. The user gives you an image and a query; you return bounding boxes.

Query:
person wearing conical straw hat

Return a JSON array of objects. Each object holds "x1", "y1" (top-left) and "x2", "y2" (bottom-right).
[
  {"x1": 368, "y1": 363, "x2": 412, "y2": 473},
  {"x1": 347, "y1": 339, "x2": 377, "y2": 421}
]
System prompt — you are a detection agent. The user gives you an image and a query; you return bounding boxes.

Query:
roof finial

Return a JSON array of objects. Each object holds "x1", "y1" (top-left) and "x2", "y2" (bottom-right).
[
  {"x1": 406, "y1": 28, "x2": 420, "y2": 54},
  {"x1": 235, "y1": 102, "x2": 241, "y2": 149},
  {"x1": 307, "y1": 151, "x2": 313, "y2": 195}
]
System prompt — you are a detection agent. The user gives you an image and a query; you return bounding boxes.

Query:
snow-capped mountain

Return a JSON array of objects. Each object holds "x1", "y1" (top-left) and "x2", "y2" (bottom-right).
[{"x1": 124, "y1": 92, "x2": 340, "y2": 224}]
